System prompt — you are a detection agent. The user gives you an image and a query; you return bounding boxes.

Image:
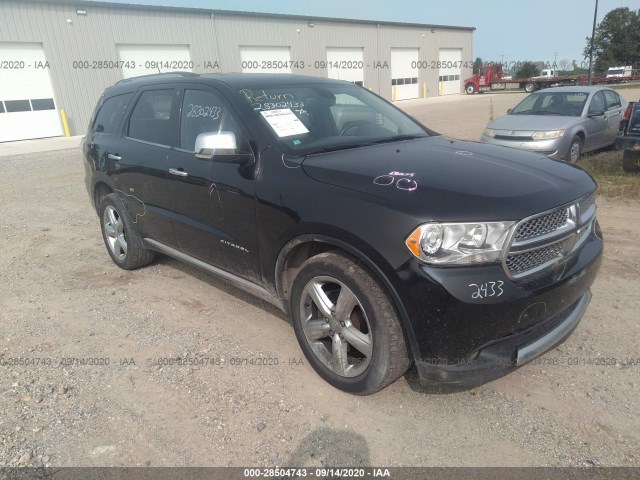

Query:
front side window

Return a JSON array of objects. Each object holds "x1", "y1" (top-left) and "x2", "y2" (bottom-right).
[
  {"x1": 238, "y1": 84, "x2": 429, "y2": 155},
  {"x1": 179, "y1": 89, "x2": 249, "y2": 153},
  {"x1": 93, "y1": 93, "x2": 132, "y2": 133},
  {"x1": 127, "y1": 90, "x2": 175, "y2": 145},
  {"x1": 589, "y1": 91, "x2": 605, "y2": 113}
]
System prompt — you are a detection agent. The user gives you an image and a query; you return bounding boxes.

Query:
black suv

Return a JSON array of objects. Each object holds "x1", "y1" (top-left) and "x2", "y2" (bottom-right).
[{"x1": 83, "y1": 73, "x2": 603, "y2": 394}]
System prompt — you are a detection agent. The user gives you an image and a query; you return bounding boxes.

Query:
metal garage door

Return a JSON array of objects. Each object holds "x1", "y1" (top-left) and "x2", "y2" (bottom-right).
[
  {"x1": 391, "y1": 48, "x2": 419, "y2": 101},
  {"x1": 326, "y1": 48, "x2": 364, "y2": 86},
  {"x1": 117, "y1": 44, "x2": 192, "y2": 79},
  {"x1": 240, "y1": 47, "x2": 291, "y2": 73},
  {"x1": 0, "y1": 43, "x2": 62, "y2": 142},
  {"x1": 438, "y1": 49, "x2": 462, "y2": 96}
]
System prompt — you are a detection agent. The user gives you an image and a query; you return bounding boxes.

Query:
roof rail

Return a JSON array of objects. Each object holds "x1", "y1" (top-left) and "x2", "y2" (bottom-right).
[{"x1": 115, "y1": 71, "x2": 199, "y2": 85}]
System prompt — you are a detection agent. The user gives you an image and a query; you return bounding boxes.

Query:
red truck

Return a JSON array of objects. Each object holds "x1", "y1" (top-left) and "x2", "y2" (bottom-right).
[{"x1": 464, "y1": 64, "x2": 586, "y2": 95}]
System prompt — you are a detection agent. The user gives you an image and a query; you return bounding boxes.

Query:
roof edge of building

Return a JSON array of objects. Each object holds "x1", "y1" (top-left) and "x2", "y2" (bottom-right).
[{"x1": 25, "y1": 0, "x2": 476, "y2": 31}]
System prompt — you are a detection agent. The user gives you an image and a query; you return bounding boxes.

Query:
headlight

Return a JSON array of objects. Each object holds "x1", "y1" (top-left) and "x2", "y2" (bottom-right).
[
  {"x1": 532, "y1": 129, "x2": 564, "y2": 140},
  {"x1": 483, "y1": 128, "x2": 497, "y2": 138},
  {"x1": 405, "y1": 221, "x2": 515, "y2": 265}
]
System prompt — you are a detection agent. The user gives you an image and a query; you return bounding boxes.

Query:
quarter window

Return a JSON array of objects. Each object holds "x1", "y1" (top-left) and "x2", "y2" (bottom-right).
[
  {"x1": 128, "y1": 90, "x2": 175, "y2": 145},
  {"x1": 179, "y1": 89, "x2": 249, "y2": 153},
  {"x1": 93, "y1": 93, "x2": 133, "y2": 133}
]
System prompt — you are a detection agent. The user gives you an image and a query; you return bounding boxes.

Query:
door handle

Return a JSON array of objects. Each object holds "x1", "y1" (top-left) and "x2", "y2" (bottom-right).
[
  {"x1": 107, "y1": 153, "x2": 122, "y2": 161},
  {"x1": 169, "y1": 168, "x2": 188, "y2": 177}
]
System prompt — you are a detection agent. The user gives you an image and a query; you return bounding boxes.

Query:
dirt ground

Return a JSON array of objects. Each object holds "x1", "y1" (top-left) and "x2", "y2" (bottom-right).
[{"x1": 0, "y1": 89, "x2": 638, "y2": 468}]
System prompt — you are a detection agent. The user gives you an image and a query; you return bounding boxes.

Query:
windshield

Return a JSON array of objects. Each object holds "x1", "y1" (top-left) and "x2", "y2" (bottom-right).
[
  {"x1": 509, "y1": 91, "x2": 588, "y2": 117},
  {"x1": 238, "y1": 83, "x2": 430, "y2": 155}
]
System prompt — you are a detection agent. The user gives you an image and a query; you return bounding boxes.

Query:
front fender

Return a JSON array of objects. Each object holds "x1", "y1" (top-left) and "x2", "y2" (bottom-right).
[{"x1": 274, "y1": 232, "x2": 422, "y2": 363}]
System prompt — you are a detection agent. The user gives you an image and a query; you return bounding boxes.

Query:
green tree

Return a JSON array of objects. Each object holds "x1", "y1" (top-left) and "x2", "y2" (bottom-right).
[
  {"x1": 515, "y1": 61, "x2": 540, "y2": 78},
  {"x1": 584, "y1": 7, "x2": 640, "y2": 76},
  {"x1": 473, "y1": 57, "x2": 483, "y2": 74}
]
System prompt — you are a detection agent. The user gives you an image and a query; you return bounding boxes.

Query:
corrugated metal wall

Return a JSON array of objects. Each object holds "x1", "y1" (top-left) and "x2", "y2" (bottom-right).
[{"x1": 0, "y1": 1, "x2": 473, "y2": 135}]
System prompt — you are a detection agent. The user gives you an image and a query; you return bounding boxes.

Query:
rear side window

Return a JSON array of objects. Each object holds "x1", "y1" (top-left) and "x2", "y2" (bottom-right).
[
  {"x1": 93, "y1": 93, "x2": 133, "y2": 133},
  {"x1": 127, "y1": 90, "x2": 175, "y2": 146},
  {"x1": 603, "y1": 90, "x2": 621, "y2": 110}
]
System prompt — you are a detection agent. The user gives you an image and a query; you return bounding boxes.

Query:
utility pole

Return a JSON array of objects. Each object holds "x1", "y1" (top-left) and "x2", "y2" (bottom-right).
[{"x1": 588, "y1": 0, "x2": 599, "y2": 85}]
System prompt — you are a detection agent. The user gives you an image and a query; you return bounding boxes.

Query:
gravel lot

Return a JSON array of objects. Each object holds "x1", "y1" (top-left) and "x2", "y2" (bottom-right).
[{"x1": 0, "y1": 90, "x2": 639, "y2": 468}]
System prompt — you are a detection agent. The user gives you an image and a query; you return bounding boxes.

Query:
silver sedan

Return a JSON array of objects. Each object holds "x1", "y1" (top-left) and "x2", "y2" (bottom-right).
[{"x1": 481, "y1": 86, "x2": 627, "y2": 162}]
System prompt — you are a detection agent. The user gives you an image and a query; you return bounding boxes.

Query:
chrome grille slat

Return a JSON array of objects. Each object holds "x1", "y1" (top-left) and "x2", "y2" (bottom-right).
[
  {"x1": 506, "y1": 239, "x2": 566, "y2": 276},
  {"x1": 514, "y1": 207, "x2": 569, "y2": 242},
  {"x1": 578, "y1": 191, "x2": 596, "y2": 217},
  {"x1": 505, "y1": 191, "x2": 597, "y2": 279}
]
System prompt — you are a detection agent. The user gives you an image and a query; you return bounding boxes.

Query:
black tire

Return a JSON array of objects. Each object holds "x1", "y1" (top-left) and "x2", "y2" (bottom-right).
[
  {"x1": 99, "y1": 193, "x2": 154, "y2": 270},
  {"x1": 465, "y1": 83, "x2": 476, "y2": 95},
  {"x1": 524, "y1": 82, "x2": 537, "y2": 93},
  {"x1": 567, "y1": 135, "x2": 582, "y2": 163},
  {"x1": 622, "y1": 150, "x2": 640, "y2": 173},
  {"x1": 289, "y1": 251, "x2": 409, "y2": 395}
]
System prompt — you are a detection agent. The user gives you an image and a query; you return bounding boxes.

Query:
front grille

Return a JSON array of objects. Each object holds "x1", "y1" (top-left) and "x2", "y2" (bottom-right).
[
  {"x1": 495, "y1": 135, "x2": 533, "y2": 141},
  {"x1": 505, "y1": 191, "x2": 597, "y2": 279},
  {"x1": 514, "y1": 207, "x2": 569, "y2": 242},
  {"x1": 505, "y1": 239, "x2": 566, "y2": 276},
  {"x1": 578, "y1": 191, "x2": 596, "y2": 218}
]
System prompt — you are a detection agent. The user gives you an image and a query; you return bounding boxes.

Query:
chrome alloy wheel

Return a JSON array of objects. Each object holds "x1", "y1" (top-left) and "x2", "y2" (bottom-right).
[
  {"x1": 299, "y1": 276, "x2": 373, "y2": 377},
  {"x1": 569, "y1": 140, "x2": 581, "y2": 163},
  {"x1": 103, "y1": 205, "x2": 127, "y2": 261}
]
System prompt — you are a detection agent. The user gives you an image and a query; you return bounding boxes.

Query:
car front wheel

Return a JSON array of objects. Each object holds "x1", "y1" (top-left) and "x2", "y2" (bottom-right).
[
  {"x1": 567, "y1": 136, "x2": 582, "y2": 163},
  {"x1": 290, "y1": 251, "x2": 409, "y2": 395},
  {"x1": 99, "y1": 193, "x2": 154, "y2": 270}
]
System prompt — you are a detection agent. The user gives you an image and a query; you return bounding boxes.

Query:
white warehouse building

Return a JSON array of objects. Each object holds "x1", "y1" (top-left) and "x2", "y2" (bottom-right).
[{"x1": 0, "y1": 0, "x2": 475, "y2": 142}]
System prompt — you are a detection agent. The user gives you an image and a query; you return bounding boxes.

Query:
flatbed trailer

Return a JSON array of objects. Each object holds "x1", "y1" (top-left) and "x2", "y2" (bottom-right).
[{"x1": 464, "y1": 64, "x2": 640, "y2": 95}]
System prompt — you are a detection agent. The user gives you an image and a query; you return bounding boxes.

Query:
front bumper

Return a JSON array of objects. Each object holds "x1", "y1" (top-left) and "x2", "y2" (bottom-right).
[
  {"x1": 393, "y1": 222, "x2": 603, "y2": 387},
  {"x1": 480, "y1": 135, "x2": 567, "y2": 160}
]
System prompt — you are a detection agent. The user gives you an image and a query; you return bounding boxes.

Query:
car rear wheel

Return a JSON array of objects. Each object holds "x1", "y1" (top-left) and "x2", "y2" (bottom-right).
[
  {"x1": 622, "y1": 150, "x2": 640, "y2": 173},
  {"x1": 289, "y1": 251, "x2": 409, "y2": 395},
  {"x1": 99, "y1": 193, "x2": 154, "y2": 270},
  {"x1": 465, "y1": 84, "x2": 476, "y2": 95},
  {"x1": 567, "y1": 136, "x2": 582, "y2": 163}
]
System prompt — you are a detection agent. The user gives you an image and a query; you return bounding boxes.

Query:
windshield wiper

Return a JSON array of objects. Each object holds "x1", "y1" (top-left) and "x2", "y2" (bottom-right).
[
  {"x1": 305, "y1": 143, "x2": 374, "y2": 154},
  {"x1": 521, "y1": 111, "x2": 564, "y2": 116},
  {"x1": 370, "y1": 134, "x2": 428, "y2": 144},
  {"x1": 303, "y1": 134, "x2": 427, "y2": 155}
]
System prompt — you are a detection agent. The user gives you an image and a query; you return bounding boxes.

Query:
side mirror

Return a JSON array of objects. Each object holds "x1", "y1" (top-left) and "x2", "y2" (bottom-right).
[
  {"x1": 588, "y1": 109, "x2": 605, "y2": 118},
  {"x1": 507, "y1": 108, "x2": 512, "y2": 114},
  {"x1": 195, "y1": 131, "x2": 238, "y2": 159}
]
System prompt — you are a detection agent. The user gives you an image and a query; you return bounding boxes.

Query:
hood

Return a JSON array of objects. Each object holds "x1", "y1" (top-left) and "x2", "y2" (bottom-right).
[
  {"x1": 487, "y1": 114, "x2": 581, "y2": 132},
  {"x1": 301, "y1": 136, "x2": 596, "y2": 222}
]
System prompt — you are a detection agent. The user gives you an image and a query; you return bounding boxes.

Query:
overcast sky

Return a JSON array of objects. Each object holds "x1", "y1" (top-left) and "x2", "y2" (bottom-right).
[{"x1": 87, "y1": 0, "x2": 638, "y2": 65}]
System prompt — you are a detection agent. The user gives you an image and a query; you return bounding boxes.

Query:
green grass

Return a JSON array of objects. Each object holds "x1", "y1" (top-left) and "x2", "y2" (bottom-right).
[{"x1": 577, "y1": 149, "x2": 640, "y2": 199}]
